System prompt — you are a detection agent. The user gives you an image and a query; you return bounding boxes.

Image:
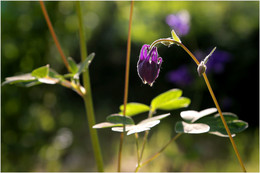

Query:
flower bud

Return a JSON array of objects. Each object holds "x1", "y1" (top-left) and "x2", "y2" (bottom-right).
[{"x1": 197, "y1": 61, "x2": 207, "y2": 76}]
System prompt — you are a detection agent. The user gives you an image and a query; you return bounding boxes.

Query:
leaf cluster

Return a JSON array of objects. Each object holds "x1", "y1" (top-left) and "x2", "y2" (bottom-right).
[
  {"x1": 93, "y1": 89, "x2": 191, "y2": 135},
  {"x1": 2, "y1": 54, "x2": 95, "y2": 96},
  {"x1": 176, "y1": 108, "x2": 248, "y2": 137}
]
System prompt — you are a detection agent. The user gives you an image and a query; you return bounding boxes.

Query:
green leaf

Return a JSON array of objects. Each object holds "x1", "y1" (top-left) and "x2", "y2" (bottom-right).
[
  {"x1": 175, "y1": 121, "x2": 210, "y2": 134},
  {"x1": 152, "y1": 96, "x2": 190, "y2": 111},
  {"x1": 171, "y1": 29, "x2": 181, "y2": 43},
  {"x1": 93, "y1": 122, "x2": 123, "y2": 129},
  {"x1": 119, "y1": 102, "x2": 150, "y2": 116},
  {"x1": 31, "y1": 65, "x2": 49, "y2": 78},
  {"x1": 107, "y1": 114, "x2": 135, "y2": 125},
  {"x1": 2, "y1": 73, "x2": 36, "y2": 86},
  {"x1": 75, "y1": 53, "x2": 95, "y2": 77},
  {"x1": 196, "y1": 112, "x2": 248, "y2": 137},
  {"x1": 68, "y1": 57, "x2": 79, "y2": 74},
  {"x1": 151, "y1": 89, "x2": 185, "y2": 111},
  {"x1": 49, "y1": 69, "x2": 64, "y2": 81}
]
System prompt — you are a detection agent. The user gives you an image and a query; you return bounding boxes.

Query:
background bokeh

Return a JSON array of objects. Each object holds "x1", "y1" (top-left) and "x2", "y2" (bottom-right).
[{"x1": 1, "y1": 1, "x2": 259, "y2": 172}]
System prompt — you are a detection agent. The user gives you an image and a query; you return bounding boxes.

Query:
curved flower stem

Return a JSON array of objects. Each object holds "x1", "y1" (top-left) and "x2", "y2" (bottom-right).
[
  {"x1": 117, "y1": 0, "x2": 134, "y2": 172},
  {"x1": 150, "y1": 38, "x2": 246, "y2": 172},
  {"x1": 76, "y1": 2, "x2": 104, "y2": 171},
  {"x1": 202, "y1": 73, "x2": 246, "y2": 172},
  {"x1": 39, "y1": 0, "x2": 70, "y2": 72},
  {"x1": 135, "y1": 133, "x2": 182, "y2": 172}
]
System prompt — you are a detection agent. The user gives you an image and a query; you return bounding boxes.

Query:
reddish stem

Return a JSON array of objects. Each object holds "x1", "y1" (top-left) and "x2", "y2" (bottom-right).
[{"x1": 39, "y1": 0, "x2": 70, "y2": 72}]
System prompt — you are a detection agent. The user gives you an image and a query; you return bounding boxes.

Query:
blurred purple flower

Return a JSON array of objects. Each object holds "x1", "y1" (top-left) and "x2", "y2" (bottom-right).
[
  {"x1": 166, "y1": 65, "x2": 193, "y2": 86},
  {"x1": 166, "y1": 10, "x2": 190, "y2": 36},
  {"x1": 195, "y1": 50, "x2": 232, "y2": 74},
  {"x1": 137, "y1": 44, "x2": 162, "y2": 86}
]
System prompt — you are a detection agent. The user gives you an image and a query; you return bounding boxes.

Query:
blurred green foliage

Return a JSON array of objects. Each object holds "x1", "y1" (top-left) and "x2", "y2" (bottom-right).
[{"x1": 2, "y1": 1, "x2": 259, "y2": 171}]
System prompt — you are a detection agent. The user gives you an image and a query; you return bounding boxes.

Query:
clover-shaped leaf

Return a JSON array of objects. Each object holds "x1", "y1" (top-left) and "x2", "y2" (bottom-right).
[
  {"x1": 112, "y1": 113, "x2": 170, "y2": 135},
  {"x1": 196, "y1": 113, "x2": 248, "y2": 137},
  {"x1": 151, "y1": 89, "x2": 190, "y2": 112},
  {"x1": 93, "y1": 113, "x2": 171, "y2": 135},
  {"x1": 175, "y1": 121, "x2": 210, "y2": 134},
  {"x1": 180, "y1": 108, "x2": 217, "y2": 123},
  {"x1": 178, "y1": 108, "x2": 248, "y2": 137},
  {"x1": 119, "y1": 102, "x2": 150, "y2": 116},
  {"x1": 107, "y1": 114, "x2": 135, "y2": 125}
]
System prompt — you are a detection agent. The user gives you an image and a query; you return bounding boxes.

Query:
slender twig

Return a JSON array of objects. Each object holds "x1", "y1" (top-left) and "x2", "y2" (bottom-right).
[
  {"x1": 202, "y1": 73, "x2": 246, "y2": 172},
  {"x1": 39, "y1": 0, "x2": 70, "y2": 72},
  {"x1": 117, "y1": 0, "x2": 134, "y2": 172},
  {"x1": 76, "y1": 2, "x2": 104, "y2": 171},
  {"x1": 135, "y1": 133, "x2": 182, "y2": 172}
]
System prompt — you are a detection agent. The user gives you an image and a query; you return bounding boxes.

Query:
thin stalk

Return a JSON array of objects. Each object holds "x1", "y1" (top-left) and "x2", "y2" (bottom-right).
[
  {"x1": 39, "y1": 0, "x2": 70, "y2": 72},
  {"x1": 135, "y1": 133, "x2": 141, "y2": 163},
  {"x1": 76, "y1": 2, "x2": 104, "y2": 171},
  {"x1": 149, "y1": 38, "x2": 246, "y2": 172},
  {"x1": 202, "y1": 73, "x2": 246, "y2": 172},
  {"x1": 135, "y1": 133, "x2": 182, "y2": 172},
  {"x1": 117, "y1": 0, "x2": 134, "y2": 172},
  {"x1": 139, "y1": 110, "x2": 154, "y2": 162}
]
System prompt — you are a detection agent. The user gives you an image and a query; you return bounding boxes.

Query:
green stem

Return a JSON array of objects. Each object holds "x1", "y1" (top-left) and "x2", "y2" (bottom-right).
[
  {"x1": 139, "y1": 109, "x2": 154, "y2": 163},
  {"x1": 135, "y1": 133, "x2": 182, "y2": 172},
  {"x1": 76, "y1": 2, "x2": 104, "y2": 171},
  {"x1": 135, "y1": 133, "x2": 141, "y2": 163},
  {"x1": 117, "y1": 0, "x2": 134, "y2": 171}
]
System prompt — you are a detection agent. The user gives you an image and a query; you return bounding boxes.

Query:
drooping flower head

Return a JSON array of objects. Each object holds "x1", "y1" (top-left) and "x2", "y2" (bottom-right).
[{"x1": 137, "y1": 44, "x2": 162, "y2": 86}]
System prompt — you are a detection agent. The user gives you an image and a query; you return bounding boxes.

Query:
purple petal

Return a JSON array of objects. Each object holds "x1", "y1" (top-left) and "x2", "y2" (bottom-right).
[{"x1": 139, "y1": 44, "x2": 150, "y2": 61}]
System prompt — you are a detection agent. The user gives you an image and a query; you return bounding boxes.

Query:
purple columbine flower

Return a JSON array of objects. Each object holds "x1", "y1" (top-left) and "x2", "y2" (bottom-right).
[
  {"x1": 137, "y1": 44, "x2": 162, "y2": 86},
  {"x1": 166, "y1": 10, "x2": 190, "y2": 36}
]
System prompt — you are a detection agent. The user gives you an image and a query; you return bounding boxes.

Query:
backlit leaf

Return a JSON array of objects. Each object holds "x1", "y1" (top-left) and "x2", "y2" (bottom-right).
[
  {"x1": 119, "y1": 102, "x2": 150, "y2": 116},
  {"x1": 140, "y1": 113, "x2": 170, "y2": 124},
  {"x1": 2, "y1": 73, "x2": 36, "y2": 86},
  {"x1": 93, "y1": 122, "x2": 123, "y2": 129},
  {"x1": 31, "y1": 65, "x2": 49, "y2": 78},
  {"x1": 68, "y1": 57, "x2": 79, "y2": 74},
  {"x1": 75, "y1": 53, "x2": 95, "y2": 78},
  {"x1": 171, "y1": 29, "x2": 182, "y2": 43},
  {"x1": 175, "y1": 121, "x2": 210, "y2": 134},
  {"x1": 180, "y1": 108, "x2": 217, "y2": 122},
  {"x1": 154, "y1": 97, "x2": 190, "y2": 111},
  {"x1": 151, "y1": 89, "x2": 190, "y2": 111}
]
